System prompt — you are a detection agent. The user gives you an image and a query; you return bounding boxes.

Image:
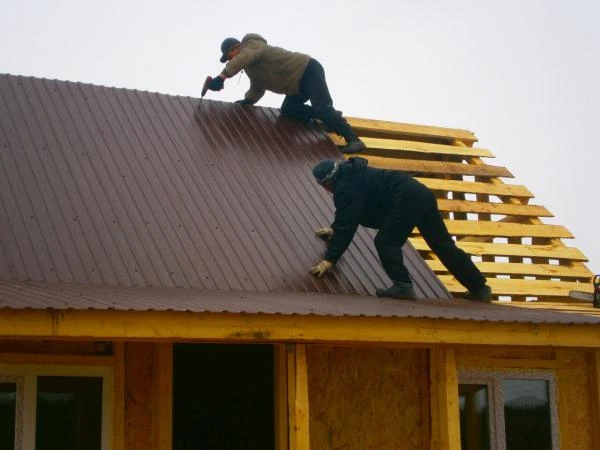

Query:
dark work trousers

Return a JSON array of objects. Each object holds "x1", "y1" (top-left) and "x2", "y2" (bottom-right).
[
  {"x1": 374, "y1": 180, "x2": 487, "y2": 292},
  {"x1": 280, "y1": 58, "x2": 357, "y2": 141}
]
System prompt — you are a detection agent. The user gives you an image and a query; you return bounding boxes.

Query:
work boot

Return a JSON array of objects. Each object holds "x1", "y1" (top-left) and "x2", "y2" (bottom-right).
[
  {"x1": 339, "y1": 137, "x2": 366, "y2": 153},
  {"x1": 463, "y1": 285, "x2": 493, "y2": 302},
  {"x1": 376, "y1": 282, "x2": 416, "y2": 300}
]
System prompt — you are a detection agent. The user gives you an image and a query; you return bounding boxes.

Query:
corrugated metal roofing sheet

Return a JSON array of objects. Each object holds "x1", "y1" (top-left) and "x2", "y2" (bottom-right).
[
  {"x1": 0, "y1": 73, "x2": 450, "y2": 303},
  {"x1": 2, "y1": 280, "x2": 599, "y2": 324}
]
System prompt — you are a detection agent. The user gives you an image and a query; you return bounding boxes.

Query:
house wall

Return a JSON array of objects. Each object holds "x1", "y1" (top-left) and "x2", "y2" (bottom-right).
[
  {"x1": 306, "y1": 345, "x2": 430, "y2": 450},
  {"x1": 2, "y1": 339, "x2": 599, "y2": 450}
]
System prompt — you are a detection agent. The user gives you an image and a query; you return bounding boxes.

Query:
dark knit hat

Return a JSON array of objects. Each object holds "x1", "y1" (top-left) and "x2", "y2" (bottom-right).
[
  {"x1": 220, "y1": 37, "x2": 240, "y2": 63},
  {"x1": 312, "y1": 160, "x2": 339, "y2": 185}
]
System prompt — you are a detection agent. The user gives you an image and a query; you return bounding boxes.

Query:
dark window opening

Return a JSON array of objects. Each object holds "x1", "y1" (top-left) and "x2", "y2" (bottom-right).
[
  {"x1": 35, "y1": 376, "x2": 103, "y2": 450},
  {"x1": 173, "y1": 344, "x2": 275, "y2": 450}
]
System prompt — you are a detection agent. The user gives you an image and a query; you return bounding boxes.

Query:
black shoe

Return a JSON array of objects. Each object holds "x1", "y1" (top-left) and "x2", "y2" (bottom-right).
[
  {"x1": 376, "y1": 282, "x2": 416, "y2": 300},
  {"x1": 339, "y1": 137, "x2": 366, "y2": 153},
  {"x1": 463, "y1": 285, "x2": 492, "y2": 302}
]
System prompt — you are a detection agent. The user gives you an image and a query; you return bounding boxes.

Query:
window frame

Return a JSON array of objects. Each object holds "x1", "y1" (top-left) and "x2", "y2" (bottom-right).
[
  {"x1": 0, "y1": 363, "x2": 113, "y2": 450},
  {"x1": 459, "y1": 369, "x2": 560, "y2": 450}
]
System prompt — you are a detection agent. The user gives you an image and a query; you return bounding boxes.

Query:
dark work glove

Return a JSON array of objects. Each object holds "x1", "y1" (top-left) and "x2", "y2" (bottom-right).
[
  {"x1": 234, "y1": 98, "x2": 255, "y2": 105},
  {"x1": 207, "y1": 76, "x2": 224, "y2": 91}
]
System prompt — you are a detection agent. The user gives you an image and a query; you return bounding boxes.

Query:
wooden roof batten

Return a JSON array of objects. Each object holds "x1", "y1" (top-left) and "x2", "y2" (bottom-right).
[{"x1": 331, "y1": 118, "x2": 593, "y2": 302}]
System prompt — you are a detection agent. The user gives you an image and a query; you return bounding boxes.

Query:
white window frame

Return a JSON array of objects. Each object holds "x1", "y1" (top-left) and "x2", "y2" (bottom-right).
[
  {"x1": 0, "y1": 364, "x2": 113, "y2": 450},
  {"x1": 459, "y1": 369, "x2": 560, "y2": 450}
]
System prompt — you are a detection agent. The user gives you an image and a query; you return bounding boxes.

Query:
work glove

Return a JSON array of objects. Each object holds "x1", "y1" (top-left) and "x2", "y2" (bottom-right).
[
  {"x1": 309, "y1": 260, "x2": 333, "y2": 277},
  {"x1": 206, "y1": 76, "x2": 225, "y2": 91},
  {"x1": 235, "y1": 98, "x2": 255, "y2": 105},
  {"x1": 316, "y1": 227, "x2": 334, "y2": 241}
]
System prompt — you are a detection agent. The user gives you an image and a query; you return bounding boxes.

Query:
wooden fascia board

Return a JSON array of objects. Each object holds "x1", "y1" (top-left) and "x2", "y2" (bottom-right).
[{"x1": 1, "y1": 309, "x2": 599, "y2": 348}]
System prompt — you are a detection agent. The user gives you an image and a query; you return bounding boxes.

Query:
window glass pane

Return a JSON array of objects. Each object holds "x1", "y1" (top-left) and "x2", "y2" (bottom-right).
[
  {"x1": 0, "y1": 382, "x2": 16, "y2": 450},
  {"x1": 503, "y1": 379, "x2": 552, "y2": 450},
  {"x1": 35, "y1": 376, "x2": 102, "y2": 450},
  {"x1": 459, "y1": 384, "x2": 491, "y2": 450}
]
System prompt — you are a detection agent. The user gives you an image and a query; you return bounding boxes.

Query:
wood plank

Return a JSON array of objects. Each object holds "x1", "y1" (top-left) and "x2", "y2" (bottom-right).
[
  {"x1": 427, "y1": 260, "x2": 593, "y2": 279},
  {"x1": 274, "y1": 344, "x2": 288, "y2": 450},
  {"x1": 287, "y1": 344, "x2": 310, "y2": 450},
  {"x1": 347, "y1": 117, "x2": 478, "y2": 144},
  {"x1": 437, "y1": 199, "x2": 552, "y2": 217},
  {"x1": 441, "y1": 220, "x2": 573, "y2": 238},
  {"x1": 429, "y1": 347, "x2": 461, "y2": 450},
  {"x1": 362, "y1": 155, "x2": 513, "y2": 178},
  {"x1": 417, "y1": 177, "x2": 534, "y2": 198},
  {"x1": 361, "y1": 137, "x2": 494, "y2": 158},
  {"x1": 153, "y1": 343, "x2": 173, "y2": 450},
  {"x1": 3, "y1": 309, "x2": 600, "y2": 347},
  {"x1": 438, "y1": 275, "x2": 591, "y2": 297},
  {"x1": 410, "y1": 238, "x2": 588, "y2": 260}
]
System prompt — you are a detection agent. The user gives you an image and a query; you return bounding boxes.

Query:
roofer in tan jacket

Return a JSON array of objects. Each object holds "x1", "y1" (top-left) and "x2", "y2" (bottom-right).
[{"x1": 204, "y1": 33, "x2": 366, "y2": 154}]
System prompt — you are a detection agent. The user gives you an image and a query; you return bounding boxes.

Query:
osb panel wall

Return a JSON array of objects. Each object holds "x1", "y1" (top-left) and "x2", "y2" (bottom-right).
[
  {"x1": 307, "y1": 345, "x2": 429, "y2": 450},
  {"x1": 557, "y1": 350, "x2": 594, "y2": 450},
  {"x1": 125, "y1": 342, "x2": 155, "y2": 450}
]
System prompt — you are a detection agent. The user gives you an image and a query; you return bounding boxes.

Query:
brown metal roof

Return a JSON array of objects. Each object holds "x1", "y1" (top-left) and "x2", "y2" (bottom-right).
[
  {"x1": 2, "y1": 280, "x2": 599, "y2": 325},
  {"x1": 0, "y1": 73, "x2": 450, "y2": 304}
]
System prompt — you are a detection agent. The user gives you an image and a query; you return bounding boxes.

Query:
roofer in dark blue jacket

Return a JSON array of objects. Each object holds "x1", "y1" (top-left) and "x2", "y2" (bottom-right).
[{"x1": 309, "y1": 157, "x2": 492, "y2": 301}]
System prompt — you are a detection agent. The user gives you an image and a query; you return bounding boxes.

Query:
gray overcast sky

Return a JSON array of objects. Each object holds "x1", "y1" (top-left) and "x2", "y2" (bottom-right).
[{"x1": 2, "y1": 0, "x2": 599, "y2": 279}]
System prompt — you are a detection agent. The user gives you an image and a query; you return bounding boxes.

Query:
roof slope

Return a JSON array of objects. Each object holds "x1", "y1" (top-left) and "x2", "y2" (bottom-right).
[
  {"x1": 332, "y1": 118, "x2": 594, "y2": 301},
  {"x1": 0, "y1": 73, "x2": 449, "y2": 300}
]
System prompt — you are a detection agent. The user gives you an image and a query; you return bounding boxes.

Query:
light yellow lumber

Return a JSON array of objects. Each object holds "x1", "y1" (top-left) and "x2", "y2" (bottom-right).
[
  {"x1": 441, "y1": 220, "x2": 573, "y2": 238},
  {"x1": 417, "y1": 178, "x2": 533, "y2": 198},
  {"x1": 287, "y1": 344, "x2": 310, "y2": 450},
  {"x1": 427, "y1": 260, "x2": 592, "y2": 279},
  {"x1": 362, "y1": 155, "x2": 513, "y2": 178},
  {"x1": 360, "y1": 137, "x2": 494, "y2": 157},
  {"x1": 347, "y1": 117, "x2": 478, "y2": 144},
  {"x1": 2, "y1": 309, "x2": 600, "y2": 347},
  {"x1": 438, "y1": 275, "x2": 591, "y2": 297},
  {"x1": 437, "y1": 199, "x2": 552, "y2": 217},
  {"x1": 410, "y1": 238, "x2": 588, "y2": 261},
  {"x1": 429, "y1": 347, "x2": 461, "y2": 450}
]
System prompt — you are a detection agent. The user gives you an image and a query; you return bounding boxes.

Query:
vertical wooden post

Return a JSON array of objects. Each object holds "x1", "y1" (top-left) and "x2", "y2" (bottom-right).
[
  {"x1": 287, "y1": 343, "x2": 310, "y2": 450},
  {"x1": 429, "y1": 346, "x2": 461, "y2": 450},
  {"x1": 112, "y1": 341, "x2": 126, "y2": 450},
  {"x1": 274, "y1": 344, "x2": 289, "y2": 450},
  {"x1": 153, "y1": 342, "x2": 173, "y2": 450}
]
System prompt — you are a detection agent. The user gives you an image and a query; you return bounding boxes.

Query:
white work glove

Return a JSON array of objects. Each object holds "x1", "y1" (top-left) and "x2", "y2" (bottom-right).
[
  {"x1": 316, "y1": 227, "x2": 334, "y2": 241},
  {"x1": 309, "y1": 260, "x2": 333, "y2": 277}
]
